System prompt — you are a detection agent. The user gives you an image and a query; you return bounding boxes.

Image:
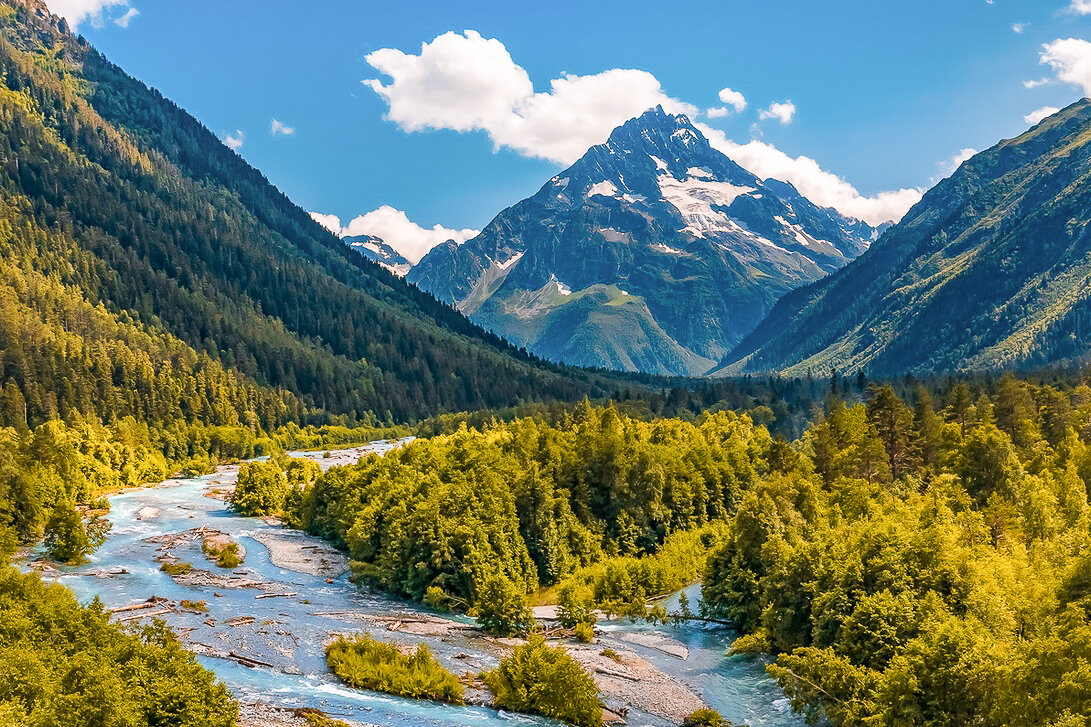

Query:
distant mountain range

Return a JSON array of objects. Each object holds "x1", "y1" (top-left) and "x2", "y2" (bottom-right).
[
  {"x1": 717, "y1": 99, "x2": 1091, "y2": 376},
  {"x1": 344, "y1": 235, "x2": 412, "y2": 277},
  {"x1": 406, "y1": 108, "x2": 879, "y2": 375}
]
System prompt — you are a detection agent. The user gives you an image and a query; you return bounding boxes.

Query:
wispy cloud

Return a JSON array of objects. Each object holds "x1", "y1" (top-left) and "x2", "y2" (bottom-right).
[
  {"x1": 933, "y1": 147, "x2": 977, "y2": 182},
  {"x1": 270, "y1": 118, "x2": 296, "y2": 136},
  {"x1": 113, "y1": 6, "x2": 138, "y2": 27},
  {"x1": 758, "y1": 100, "x2": 796, "y2": 125},
  {"x1": 222, "y1": 130, "x2": 244, "y2": 150},
  {"x1": 1012, "y1": 22, "x2": 1027, "y2": 34}
]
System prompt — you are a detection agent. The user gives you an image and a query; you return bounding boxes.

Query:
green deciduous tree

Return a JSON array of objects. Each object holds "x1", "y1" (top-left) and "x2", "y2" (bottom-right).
[
  {"x1": 483, "y1": 634, "x2": 602, "y2": 727},
  {"x1": 229, "y1": 461, "x2": 289, "y2": 516}
]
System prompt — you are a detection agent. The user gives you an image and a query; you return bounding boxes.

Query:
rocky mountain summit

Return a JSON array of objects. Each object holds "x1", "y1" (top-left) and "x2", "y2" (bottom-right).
[
  {"x1": 344, "y1": 234, "x2": 412, "y2": 277},
  {"x1": 409, "y1": 107, "x2": 878, "y2": 375}
]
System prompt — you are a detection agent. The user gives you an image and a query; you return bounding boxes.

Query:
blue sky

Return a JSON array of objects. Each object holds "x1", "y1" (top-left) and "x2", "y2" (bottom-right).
[{"x1": 51, "y1": 0, "x2": 1091, "y2": 261}]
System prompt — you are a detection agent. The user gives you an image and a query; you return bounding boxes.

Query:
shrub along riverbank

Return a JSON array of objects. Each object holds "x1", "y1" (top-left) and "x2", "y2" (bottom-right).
[
  {"x1": 275, "y1": 376, "x2": 1091, "y2": 726},
  {"x1": 325, "y1": 633, "x2": 464, "y2": 705}
]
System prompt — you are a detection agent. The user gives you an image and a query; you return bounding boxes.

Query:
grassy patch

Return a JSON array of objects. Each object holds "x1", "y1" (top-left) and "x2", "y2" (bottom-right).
[
  {"x1": 160, "y1": 561, "x2": 192, "y2": 576},
  {"x1": 326, "y1": 633, "x2": 464, "y2": 704},
  {"x1": 203, "y1": 540, "x2": 242, "y2": 569}
]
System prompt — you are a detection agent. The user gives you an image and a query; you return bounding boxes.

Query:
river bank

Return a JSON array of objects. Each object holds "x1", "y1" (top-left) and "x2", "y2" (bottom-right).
[{"x1": 24, "y1": 440, "x2": 802, "y2": 727}]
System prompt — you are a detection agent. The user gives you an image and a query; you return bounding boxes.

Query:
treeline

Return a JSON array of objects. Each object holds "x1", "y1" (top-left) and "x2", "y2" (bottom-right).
[
  {"x1": 701, "y1": 375, "x2": 1091, "y2": 726},
  {"x1": 0, "y1": 412, "x2": 399, "y2": 546},
  {"x1": 289, "y1": 402, "x2": 774, "y2": 611}
]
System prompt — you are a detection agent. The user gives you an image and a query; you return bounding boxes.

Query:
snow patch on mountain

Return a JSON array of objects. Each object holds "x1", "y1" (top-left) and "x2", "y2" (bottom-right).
[
  {"x1": 588, "y1": 180, "x2": 620, "y2": 198},
  {"x1": 657, "y1": 174, "x2": 755, "y2": 238},
  {"x1": 599, "y1": 227, "x2": 633, "y2": 243},
  {"x1": 550, "y1": 275, "x2": 572, "y2": 296}
]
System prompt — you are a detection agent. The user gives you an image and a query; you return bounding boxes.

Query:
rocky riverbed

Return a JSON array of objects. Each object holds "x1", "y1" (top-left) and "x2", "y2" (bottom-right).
[{"x1": 31, "y1": 441, "x2": 803, "y2": 727}]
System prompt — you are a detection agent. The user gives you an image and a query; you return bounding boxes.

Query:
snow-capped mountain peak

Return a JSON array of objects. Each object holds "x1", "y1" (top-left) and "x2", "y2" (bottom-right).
[
  {"x1": 343, "y1": 234, "x2": 412, "y2": 277},
  {"x1": 408, "y1": 106, "x2": 876, "y2": 375}
]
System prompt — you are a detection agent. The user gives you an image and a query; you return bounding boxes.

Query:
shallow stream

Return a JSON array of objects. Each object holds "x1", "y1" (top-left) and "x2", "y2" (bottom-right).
[{"x1": 34, "y1": 442, "x2": 804, "y2": 727}]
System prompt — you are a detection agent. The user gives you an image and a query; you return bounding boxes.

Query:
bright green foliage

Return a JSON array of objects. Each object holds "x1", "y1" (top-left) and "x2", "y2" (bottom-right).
[
  {"x1": 160, "y1": 562, "x2": 192, "y2": 576},
  {"x1": 43, "y1": 499, "x2": 109, "y2": 564},
  {"x1": 0, "y1": 564, "x2": 236, "y2": 725},
  {"x1": 325, "y1": 633, "x2": 464, "y2": 704},
  {"x1": 285, "y1": 458, "x2": 322, "y2": 488},
  {"x1": 701, "y1": 379, "x2": 1091, "y2": 727},
  {"x1": 293, "y1": 405, "x2": 769, "y2": 613},
  {"x1": 475, "y1": 574, "x2": 535, "y2": 636},
  {"x1": 482, "y1": 634, "x2": 602, "y2": 727},
  {"x1": 229, "y1": 461, "x2": 289, "y2": 516},
  {"x1": 296, "y1": 710, "x2": 352, "y2": 727},
  {"x1": 204, "y1": 541, "x2": 242, "y2": 569},
  {"x1": 557, "y1": 583, "x2": 596, "y2": 629},
  {"x1": 561, "y1": 523, "x2": 727, "y2": 617},
  {"x1": 573, "y1": 622, "x2": 595, "y2": 643},
  {"x1": 684, "y1": 708, "x2": 730, "y2": 727},
  {"x1": 216, "y1": 544, "x2": 241, "y2": 569}
]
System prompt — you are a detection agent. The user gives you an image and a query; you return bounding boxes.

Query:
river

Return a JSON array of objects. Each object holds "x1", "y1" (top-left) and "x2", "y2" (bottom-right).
[{"x1": 31, "y1": 441, "x2": 804, "y2": 727}]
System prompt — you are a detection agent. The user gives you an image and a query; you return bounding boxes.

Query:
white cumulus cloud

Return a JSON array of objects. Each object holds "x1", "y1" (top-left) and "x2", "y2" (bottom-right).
[
  {"x1": 1024, "y1": 106, "x2": 1060, "y2": 125},
  {"x1": 1039, "y1": 38, "x2": 1091, "y2": 95},
  {"x1": 758, "y1": 100, "x2": 796, "y2": 125},
  {"x1": 309, "y1": 212, "x2": 342, "y2": 235},
  {"x1": 45, "y1": 0, "x2": 132, "y2": 30},
  {"x1": 1070, "y1": 0, "x2": 1091, "y2": 14},
  {"x1": 717, "y1": 87, "x2": 747, "y2": 113},
  {"x1": 706, "y1": 88, "x2": 746, "y2": 119},
  {"x1": 696, "y1": 124, "x2": 923, "y2": 225},
  {"x1": 363, "y1": 30, "x2": 695, "y2": 165},
  {"x1": 310, "y1": 206, "x2": 479, "y2": 264},
  {"x1": 365, "y1": 31, "x2": 921, "y2": 225},
  {"x1": 270, "y1": 118, "x2": 295, "y2": 136},
  {"x1": 222, "y1": 129, "x2": 244, "y2": 150}
]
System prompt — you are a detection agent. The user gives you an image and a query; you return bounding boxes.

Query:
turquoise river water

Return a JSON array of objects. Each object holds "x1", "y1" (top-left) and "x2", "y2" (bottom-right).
[{"x1": 30, "y1": 441, "x2": 804, "y2": 727}]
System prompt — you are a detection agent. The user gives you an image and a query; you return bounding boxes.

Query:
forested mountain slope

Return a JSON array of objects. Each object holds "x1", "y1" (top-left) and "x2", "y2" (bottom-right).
[
  {"x1": 718, "y1": 100, "x2": 1091, "y2": 376},
  {"x1": 0, "y1": 0, "x2": 594, "y2": 428}
]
